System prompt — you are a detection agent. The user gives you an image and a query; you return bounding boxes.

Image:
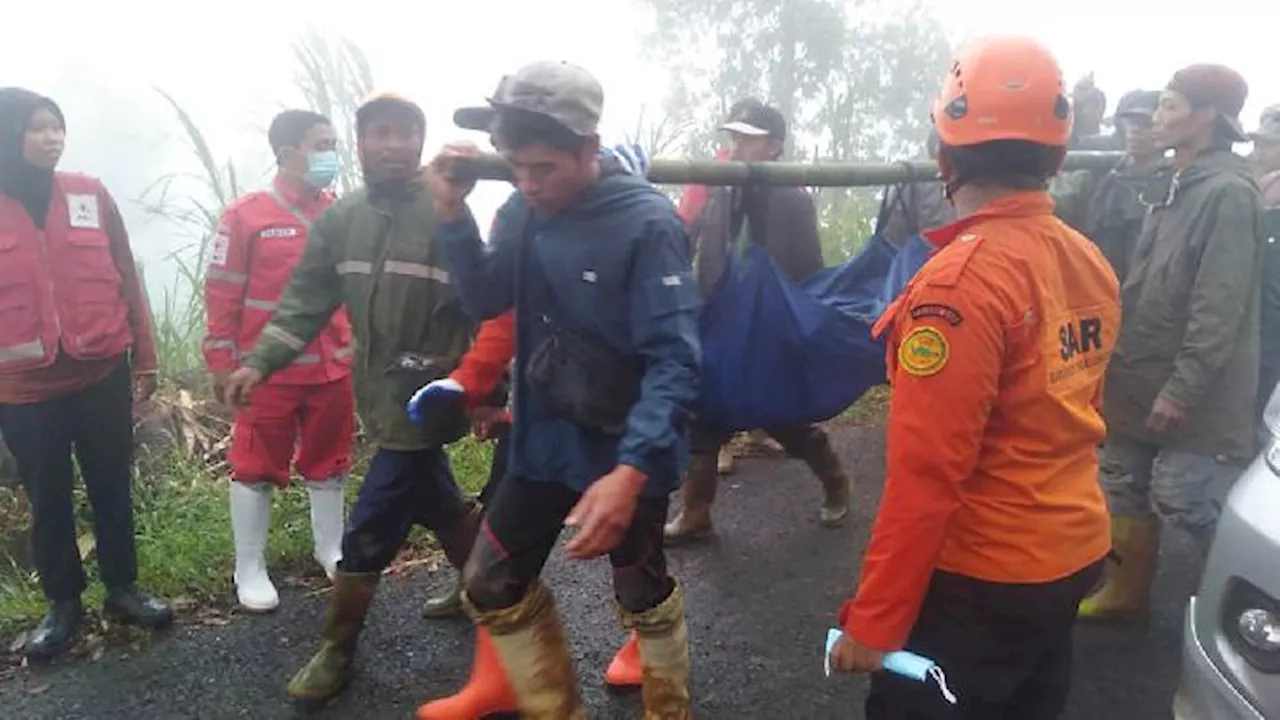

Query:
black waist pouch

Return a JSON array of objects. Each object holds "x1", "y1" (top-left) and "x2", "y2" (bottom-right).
[
  {"x1": 521, "y1": 214, "x2": 640, "y2": 436},
  {"x1": 527, "y1": 319, "x2": 639, "y2": 436}
]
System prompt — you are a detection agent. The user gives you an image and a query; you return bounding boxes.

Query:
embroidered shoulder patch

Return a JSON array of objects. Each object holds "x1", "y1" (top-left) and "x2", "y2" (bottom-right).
[
  {"x1": 898, "y1": 326, "x2": 950, "y2": 377},
  {"x1": 909, "y1": 303, "x2": 964, "y2": 326}
]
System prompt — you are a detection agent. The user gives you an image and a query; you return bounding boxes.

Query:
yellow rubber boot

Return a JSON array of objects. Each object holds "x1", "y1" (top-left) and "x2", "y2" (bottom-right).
[
  {"x1": 468, "y1": 582, "x2": 586, "y2": 720},
  {"x1": 619, "y1": 583, "x2": 693, "y2": 720},
  {"x1": 416, "y1": 628, "x2": 518, "y2": 719},
  {"x1": 1078, "y1": 516, "x2": 1161, "y2": 620}
]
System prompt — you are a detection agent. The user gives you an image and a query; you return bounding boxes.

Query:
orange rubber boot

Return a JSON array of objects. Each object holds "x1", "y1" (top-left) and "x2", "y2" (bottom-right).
[
  {"x1": 604, "y1": 631, "x2": 642, "y2": 688},
  {"x1": 417, "y1": 628, "x2": 518, "y2": 719}
]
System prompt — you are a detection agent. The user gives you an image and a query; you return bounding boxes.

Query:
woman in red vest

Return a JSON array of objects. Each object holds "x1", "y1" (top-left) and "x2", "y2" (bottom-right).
[{"x1": 0, "y1": 88, "x2": 173, "y2": 660}]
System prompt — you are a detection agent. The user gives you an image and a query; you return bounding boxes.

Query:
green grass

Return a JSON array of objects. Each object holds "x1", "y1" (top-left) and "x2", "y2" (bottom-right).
[
  {"x1": 0, "y1": 438, "x2": 494, "y2": 640},
  {"x1": 834, "y1": 384, "x2": 891, "y2": 427}
]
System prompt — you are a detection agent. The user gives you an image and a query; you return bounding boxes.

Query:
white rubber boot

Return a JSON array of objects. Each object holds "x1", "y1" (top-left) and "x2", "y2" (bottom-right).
[
  {"x1": 229, "y1": 481, "x2": 279, "y2": 612},
  {"x1": 307, "y1": 477, "x2": 347, "y2": 582}
]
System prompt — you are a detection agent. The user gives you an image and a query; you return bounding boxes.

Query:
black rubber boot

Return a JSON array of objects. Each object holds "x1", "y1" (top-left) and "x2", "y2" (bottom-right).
[
  {"x1": 103, "y1": 587, "x2": 174, "y2": 630},
  {"x1": 24, "y1": 599, "x2": 84, "y2": 660}
]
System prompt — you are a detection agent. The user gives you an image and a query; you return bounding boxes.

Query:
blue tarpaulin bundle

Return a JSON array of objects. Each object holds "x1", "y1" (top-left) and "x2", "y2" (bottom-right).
[{"x1": 696, "y1": 231, "x2": 934, "y2": 431}]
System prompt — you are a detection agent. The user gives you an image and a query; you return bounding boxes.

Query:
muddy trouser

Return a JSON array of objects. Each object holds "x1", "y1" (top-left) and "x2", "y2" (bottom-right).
[
  {"x1": 340, "y1": 446, "x2": 470, "y2": 573},
  {"x1": 0, "y1": 360, "x2": 138, "y2": 601},
  {"x1": 866, "y1": 561, "x2": 1104, "y2": 720},
  {"x1": 464, "y1": 476, "x2": 675, "y2": 616},
  {"x1": 1099, "y1": 435, "x2": 1242, "y2": 548},
  {"x1": 476, "y1": 428, "x2": 510, "y2": 508},
  {"x1": 691, "y1": 422, "x2": 831, "y2": 460}
]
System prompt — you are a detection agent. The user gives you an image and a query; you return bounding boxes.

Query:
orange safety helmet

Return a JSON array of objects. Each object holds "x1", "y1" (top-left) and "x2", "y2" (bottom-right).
[{"x1": 932, "y1": 35, "x2": 1073, "y2": 148}]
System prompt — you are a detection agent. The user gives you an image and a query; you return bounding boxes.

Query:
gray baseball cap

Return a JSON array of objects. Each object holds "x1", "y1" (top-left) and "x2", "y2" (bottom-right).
[
  {"x1": 454, "y1": 61, "x2": 604, "y2": 137},
  {"x1": 1250, "y1": 105, "x2": 1280, "y2": 143}
]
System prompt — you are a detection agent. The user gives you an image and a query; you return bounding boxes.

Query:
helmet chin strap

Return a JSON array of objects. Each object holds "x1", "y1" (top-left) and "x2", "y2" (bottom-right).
[
  {"x1": 938, "y1": 161, "x2": 965, "y2": 207},
  {"x1": 942, "y1": 177, "x2": 961, "y2": 206}
]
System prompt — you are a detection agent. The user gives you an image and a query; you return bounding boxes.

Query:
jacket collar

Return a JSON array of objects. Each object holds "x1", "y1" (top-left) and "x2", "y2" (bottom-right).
[
  {"x1": 923, "y1": 191, "x2": 1055, "y2": 249},
  {"x1": 271, "y1": 175, "x2": 332, "y2": 214}
]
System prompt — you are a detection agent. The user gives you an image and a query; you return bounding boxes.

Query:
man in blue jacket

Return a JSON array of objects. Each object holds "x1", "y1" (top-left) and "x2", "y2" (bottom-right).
[{"x1": 420, "y1": 61, "x2": 701, "y2": 719}]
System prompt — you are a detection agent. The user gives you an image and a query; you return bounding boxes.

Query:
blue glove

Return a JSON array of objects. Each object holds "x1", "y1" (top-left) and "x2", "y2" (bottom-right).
[
  {"x1": 603, "y1": 142, "x2": 650, "y2": 176},
  {"x1": 406, "y1": 378, "x2": 465, "y2": 424}
]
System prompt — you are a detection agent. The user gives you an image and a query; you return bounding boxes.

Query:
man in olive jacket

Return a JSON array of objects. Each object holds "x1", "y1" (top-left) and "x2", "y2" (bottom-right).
[
  {"x1": 223, "y1": 93, "x2": 482, "y2": 706},
  {"x1": 1080, "y1": 65, "x2": 1265, "y2": 622}
]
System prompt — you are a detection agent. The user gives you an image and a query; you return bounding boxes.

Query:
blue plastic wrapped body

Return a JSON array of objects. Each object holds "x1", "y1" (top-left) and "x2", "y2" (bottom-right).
[{"x1": 696, "y1": 232, "x2": 933, "y2": 431}]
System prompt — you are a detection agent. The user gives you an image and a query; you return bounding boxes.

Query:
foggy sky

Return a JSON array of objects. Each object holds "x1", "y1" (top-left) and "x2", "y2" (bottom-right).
[{"x1": 3, "y1": 0, "x2": 1277, "y2": 299}]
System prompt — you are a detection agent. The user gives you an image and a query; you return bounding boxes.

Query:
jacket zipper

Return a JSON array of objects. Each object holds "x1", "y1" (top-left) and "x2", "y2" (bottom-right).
[{"x1": 365, "y1": 205, "x2": 395, "y2": 378}]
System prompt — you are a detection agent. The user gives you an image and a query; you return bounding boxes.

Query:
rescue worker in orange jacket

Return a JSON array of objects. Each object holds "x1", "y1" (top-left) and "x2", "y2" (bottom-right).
[
  {"x1": 0, "y1": 87, "x2": 173, "y2": 661},
  {"x1": 829, "y1": 37, "x2": 1117, "y2": 719},
  {"x1": 203, "y1": 110, "x2": 355, "y2": 612}
]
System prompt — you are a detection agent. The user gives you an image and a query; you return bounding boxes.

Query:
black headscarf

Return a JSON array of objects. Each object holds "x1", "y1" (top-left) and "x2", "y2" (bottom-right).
[{"x1": 0, "y1": 87, "x2": 64, "y2": 227}]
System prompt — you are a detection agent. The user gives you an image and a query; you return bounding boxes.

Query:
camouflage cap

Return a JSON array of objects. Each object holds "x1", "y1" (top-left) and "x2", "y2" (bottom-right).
[
  {"x1": 1250, "y1": 105, "x2": 1280, "y2": 143},
  {"x1": 454, "y1": 61, "x2": 604, "y2": 137}
]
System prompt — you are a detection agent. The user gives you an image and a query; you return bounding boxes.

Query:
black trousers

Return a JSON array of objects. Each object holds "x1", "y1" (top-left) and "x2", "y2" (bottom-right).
[
  {"x1": 341, "y1": 446, "x2": 470, "y2": 573},
  {"x1": 465, "y1": 476, "x2": 674, "y2": 614},
  {"x1": 0, "y1": 361, "x2": 138, "y2": 602},
  {"x1": 866, "y1": 561, "x2": 1104, "y2": 720},
  {"x1": 476, "y1": 429, "x2": 510, "y2": 508}
]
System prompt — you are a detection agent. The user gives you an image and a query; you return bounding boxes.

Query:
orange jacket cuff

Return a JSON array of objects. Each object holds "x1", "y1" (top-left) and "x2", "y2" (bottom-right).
[
  {"x1": 838, "y1": 599, "x2": 908, "y2": 653},
  {"x1": 451, "y1": 312, "x2": 516, "y2": 400}
]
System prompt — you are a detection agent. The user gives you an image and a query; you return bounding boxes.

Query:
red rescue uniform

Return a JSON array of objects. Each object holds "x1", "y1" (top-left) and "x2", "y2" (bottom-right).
[
  {"x1": 203, "y1": 178, "x2": 354, "y2": 485},
  {"x1": 0, "y1": 173, "x2": 156, "y2": 403},
  {"x1": 842, "y1": 192, "x2": 1117, "y2": 652},
  {"x1": 675, "y1": 148, "x2": 729, "y2": 227}
]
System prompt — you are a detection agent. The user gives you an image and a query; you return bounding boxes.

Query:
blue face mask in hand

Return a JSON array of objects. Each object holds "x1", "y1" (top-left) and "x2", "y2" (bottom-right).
[{"x1": 304, "y1": 150, "x2": 340, "y2": 189}]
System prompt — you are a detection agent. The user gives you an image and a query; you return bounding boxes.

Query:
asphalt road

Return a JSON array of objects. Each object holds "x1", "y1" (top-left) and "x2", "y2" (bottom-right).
[{"x1": 0, "y1": 425, "x2": 1191, "y2": 719}]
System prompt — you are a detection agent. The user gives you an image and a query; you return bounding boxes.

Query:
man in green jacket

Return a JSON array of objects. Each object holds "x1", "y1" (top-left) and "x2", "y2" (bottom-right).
[
  {"x1": 1080, "y1": 64, "x2": 1265, "y2": 622},
  {"x1": 223, "y1": 92, "x2": 483, "y2": 706}
]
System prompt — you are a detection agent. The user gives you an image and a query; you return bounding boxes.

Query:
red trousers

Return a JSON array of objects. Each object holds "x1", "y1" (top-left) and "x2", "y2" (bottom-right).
[{"x1": 229, "y1": 377, "x2": 355, "y2": 486}]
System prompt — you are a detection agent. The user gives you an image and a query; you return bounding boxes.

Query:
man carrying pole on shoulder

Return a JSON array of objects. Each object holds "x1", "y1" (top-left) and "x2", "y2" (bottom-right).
[{"x1": 418, "y1": 60, "x2": 701, "y2": 720}]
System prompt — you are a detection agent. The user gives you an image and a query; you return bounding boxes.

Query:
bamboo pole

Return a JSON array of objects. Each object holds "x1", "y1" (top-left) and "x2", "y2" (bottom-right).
[{"x1": 461, "y1": 151, "x2": 1124, "y2": 187}]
